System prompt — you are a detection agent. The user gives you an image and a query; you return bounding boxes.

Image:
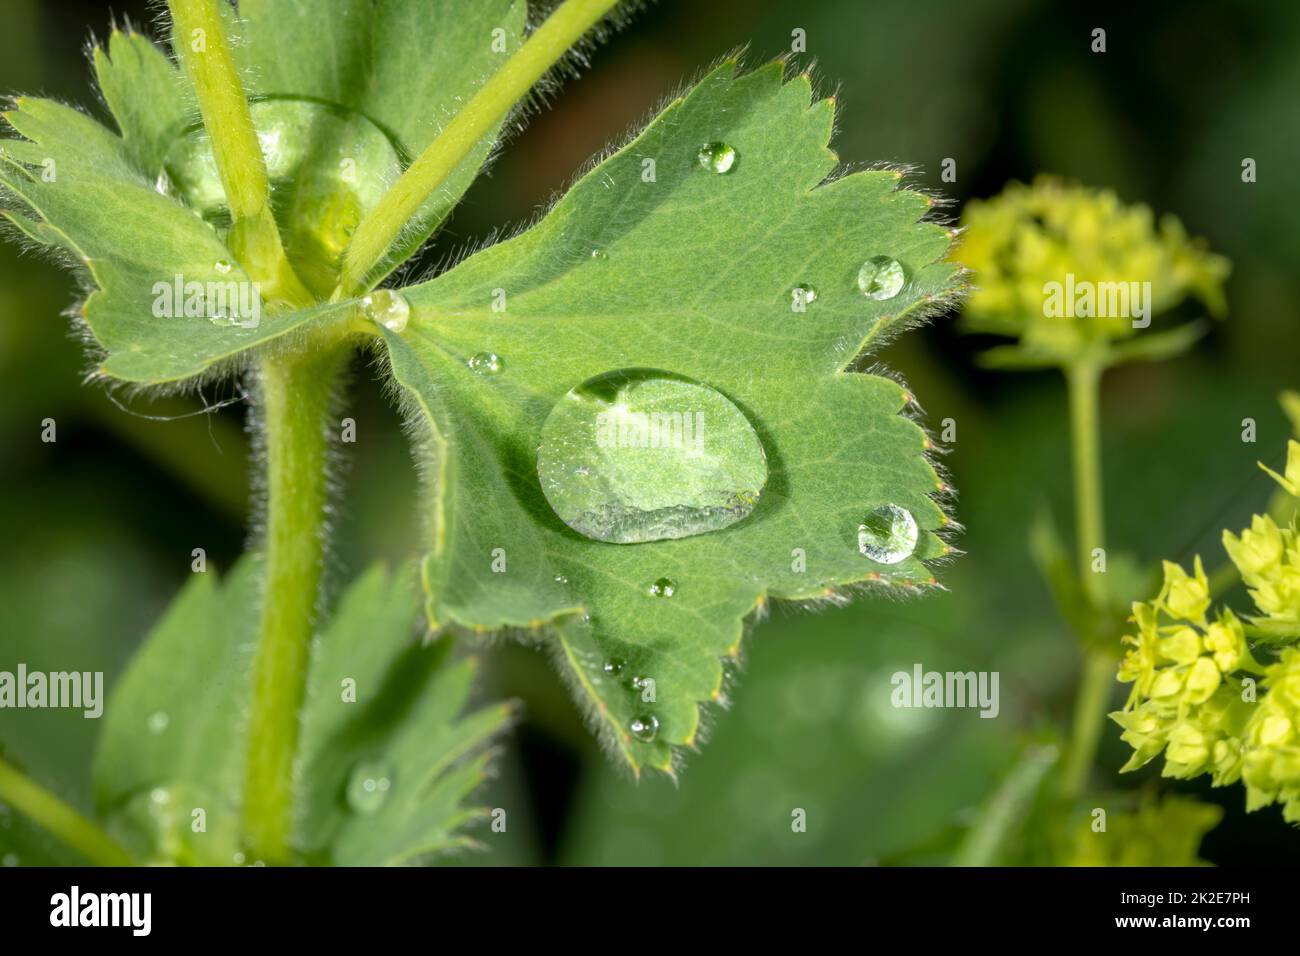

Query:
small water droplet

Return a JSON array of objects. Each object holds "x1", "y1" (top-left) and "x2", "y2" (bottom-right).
[
  {"x1": 214, "y1": 259, "x2": 233, "y2": 275},
  {"x1": 554, "y1": 573, "x2": 569, "y2": 585},
  {"x1": 2, "y1": 853, "x2": 17, "y2": 867},
  {"x1": 467, "y1": 351, "x2": 503, "y2": 375},
  {"x1": 536, "y1": 370, "x2": 768, "y2": 544},
  {"x1": 857, "y1": 504, "x2": 919, "y2": 564},
  {"x1": 857, "y1": 256, "x2": 906, "y2": 300},
  {"x1": 697, "y1": 142, "x2": 737, "y2": 174},
  {"x1": 147, "y1": 711, "x2": 170, "y2": 735},
  {"x1": 590, "y1": 249, "x2": 608, "y2": 260},
  {"x1": 232, "y1": 851, "x2": 246, "y2": 865},
  {"x1": 603, "y1": 659, "x2": 625, "y2": 678},
  {"x1": 630, "y1": 715, "x2": 660, "y2": 742},
  {"x1": 790, "y1": 284, "x2": 818, "y2": 309},
  {"x1": 360, "y1": 289, "x2": 410, "y2": 333},
  {"x1": 648, "y1": 577, "x2": 677, "y2": 598},
  {"x1": 346, "y1": 760, "x2": 393, "y2": 815}
]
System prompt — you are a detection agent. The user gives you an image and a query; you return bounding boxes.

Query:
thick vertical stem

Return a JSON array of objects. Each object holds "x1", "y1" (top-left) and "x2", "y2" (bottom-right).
[
  {"x1": 240, "y1": 346, "x2": 345, "y2": 863},
  {"x1": 1061, "y1": 360, "x2": 1114, "y2": 800}
]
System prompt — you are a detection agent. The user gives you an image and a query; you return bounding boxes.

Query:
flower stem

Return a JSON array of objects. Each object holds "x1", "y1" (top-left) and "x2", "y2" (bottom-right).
[
  {"x1": 240, "y1": 346, "x2": 346, "y2": 863},
  {"x1": 0, "y1": 757, "x2": 135, "y2": 866},
  {"x1": 337, "y1": 0, "x2": 621, "y2": 295},
  {"x1": 1060, "y1": 359, "x2": 1115, "y2": 800}
]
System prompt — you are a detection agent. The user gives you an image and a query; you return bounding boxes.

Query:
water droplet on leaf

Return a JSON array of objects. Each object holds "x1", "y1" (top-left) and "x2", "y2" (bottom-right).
[
  {"x1": 536, "y1": 369, "x2": 768, "y2": 544},
  {"x1": 214, "y1": 259, "x2": 233, "y2": 275},
  {"x1": 591, "y1": 249, "x2": 608, "y2": 260},
  {"x1": 603, "y1": 659, "x2": 625, "y2": 678},
  {"x1": 161, "y1": 98, "x2": 404, "y2": 296},
  {"x1": 346, "y1": 760, "x2": 393, "y2": 815},
  {"x1": 857, "y1": 256, "x2": 906, "y2": 300},
  {"x1": 630, "y1": 715, "x2": 660, "y2": 742},
  {"x1": 648, "y1": 577, "x2": 677, "y2": 598},
  {"x1": 857, "y1": 504, "x2": 919, "y2": 564},
  {"x1": 697, "y1": 142, "x2": 737, "y2": 174},
  {"x1": 360, "y1": 289, "x2": 410, "y2": 332},
  {"x1": 791, "y1": 284, "x2": 817, "y2": 308},
  {"x1": 468, "y1": 351, "x2": 503, "y2": 375},
  {"x1": 147, "y1": 711, "x2": 169, "y2": 735}
]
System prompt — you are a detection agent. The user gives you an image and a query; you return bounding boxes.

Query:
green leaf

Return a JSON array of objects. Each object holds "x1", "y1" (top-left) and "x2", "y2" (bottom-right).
[
  {"x1": 0, "y1": 96, "x2": 356, "y2": 383},
  {"x1": 231, "y1": 0, "x2": 528, "y2": 284},
  {"x1": 294, "y1": 565, "x2": 513, "y2": 866},
  {"x1": 383, "y1": 60, "x2": 962, "y2": 774},
  {"x1": 93, "y1": 561, "x2": 509, "y2": 865},
  {"x1": 93, "y1": 28, "x2": 196, "y2": 178},
  {"x1": 92, "y1": 562, "x2": 258, "y2": 865}
]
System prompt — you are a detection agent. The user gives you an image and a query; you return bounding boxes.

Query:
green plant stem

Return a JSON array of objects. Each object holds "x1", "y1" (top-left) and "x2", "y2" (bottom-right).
[
  {"x1": 0, "y1": 757, "x2": 135, "y2": 866},
  {"x1": 1061, "y1": 359, "x2": 1114, "y2": 800},
  {"x1": 337, "y1": 0, "x2": 621, "y2": 295},
  {"x1": 167, "y1": 0, "x2": 267, "y2": 220},
  {"x1": 240, "y1": 346, "x2": 346, "y2": 863}
]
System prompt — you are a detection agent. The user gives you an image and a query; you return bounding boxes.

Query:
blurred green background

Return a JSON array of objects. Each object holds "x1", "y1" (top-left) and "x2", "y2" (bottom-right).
[{"x1": 2, "y1": 0, "x2": 1299, "y2": 865}]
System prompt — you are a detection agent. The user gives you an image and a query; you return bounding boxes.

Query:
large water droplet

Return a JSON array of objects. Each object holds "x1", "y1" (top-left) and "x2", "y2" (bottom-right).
[
  {"x1": 630, "y1": 715, "x2": 660, "y2": 742},
  {"x1": 161, "y1": 98, "x2": 404, "y2": 296},
  {"x1": 536, "y1": 369, "x2": 768, "y2": 544},
  {"x1": 857, "y1": 256, "x2": 906, "y2": 300},
  {"x1": 346, "y1": 760, "x2": 394, "y2": 815},
  {"x1": 697, "y1": 142, "x2": 737, "y2": 174},
  {"x1": 648, "y1": 577, "x2": 677, "y2": 598},
  {"x1": 467, "y1": 351, "x2": 503, "y2": 375},
  {"x1": 361, "y1": 289, "x2": 410, "y2": 332},
  {"x1": 857, "y1": 504, "x2": 919, "y2": 564}
]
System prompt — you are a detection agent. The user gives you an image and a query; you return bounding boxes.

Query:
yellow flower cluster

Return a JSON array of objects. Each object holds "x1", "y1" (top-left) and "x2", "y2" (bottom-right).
[
  {"x1": 957, "y1": 177, "x2": 1229, "y2": 360},
  {"x1": 1113, "y1": 440, "x2": 1300, "y2": 821}
]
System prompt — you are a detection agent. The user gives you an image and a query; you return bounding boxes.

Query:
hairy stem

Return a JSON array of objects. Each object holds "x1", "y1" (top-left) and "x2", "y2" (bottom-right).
[
  {"x1": 337, "y1": 0, "x2": 621, "y2": 295},
  {"x1": 0, "y1": 757, "x2": 135, "y2": 866},
  {"x1": 240, "y1": 346, "x2": 346, "y2": 863},
  {"x1": 167, "y1": 0, "x2": 311, "y2": 305},
  {"x1": 1061, "y1": 360, "x2": 1115, "y2": 800}
]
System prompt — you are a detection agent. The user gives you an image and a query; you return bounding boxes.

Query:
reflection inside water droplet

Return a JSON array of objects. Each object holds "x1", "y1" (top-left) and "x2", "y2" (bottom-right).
[
  {"x1": 857, "y1": 256, "x2": 906, "y2": 300},
  {"x1": 346, "y1": 760, "x2": 394, "y2": 815},
  {"x1": 790, "y1": 284, "x2": 817, "y2": 310},
  {"x1": 857, "y1": 504, "x2": 919, "y2": 564},
  {"x1": 361, "y1": 289, "x2": 410, "y2": 332},
  {"x1": 648, "y1": 577, "x2": 677, "y2": 598},
  {"x1": 536, "y1": 369, "x2": 767, "y2": 544},
  {"x1": 467, "y1": 351, "x2": 503, "y2": 374},
  {"x1": 697, "y1": 142, "x2": 737, "y2": 174},
  {"x1": 630, "y1": 715, "x2": 660, "y2": 742}
]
